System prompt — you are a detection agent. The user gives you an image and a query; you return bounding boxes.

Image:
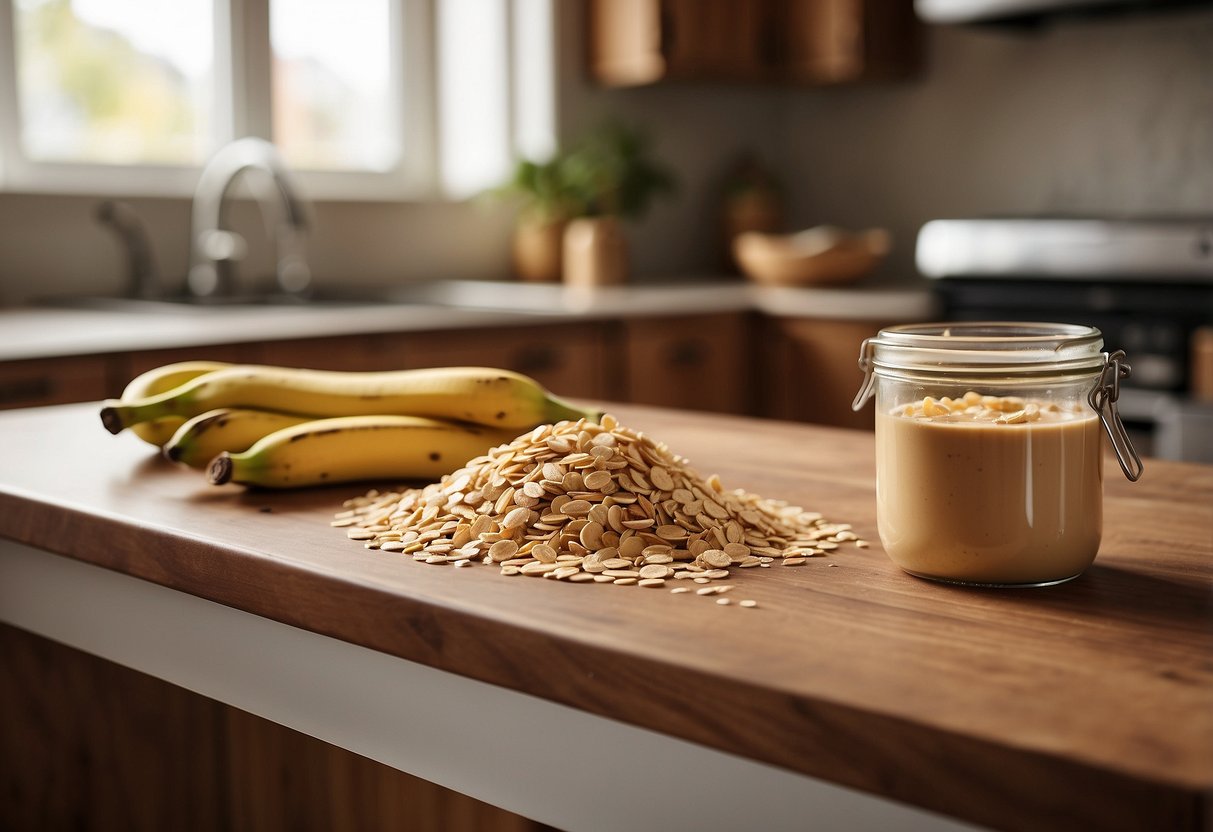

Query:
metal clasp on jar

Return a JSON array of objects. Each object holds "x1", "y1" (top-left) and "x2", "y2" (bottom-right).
[
  {"x1": 852, "y1": 338, "x2": 876, "y2": 412},
  {"x1": 1089, "y1": 350, "x2": 1144, "y2": 482}
]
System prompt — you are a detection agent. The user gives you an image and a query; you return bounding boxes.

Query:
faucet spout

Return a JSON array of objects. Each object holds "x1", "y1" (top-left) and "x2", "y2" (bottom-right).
[
  {"x1": 96, "y1": 200, "x2": 161, "y2": 300},
  {"x1": 188, "y1": 137, "x2": 311, "y2": 299}
]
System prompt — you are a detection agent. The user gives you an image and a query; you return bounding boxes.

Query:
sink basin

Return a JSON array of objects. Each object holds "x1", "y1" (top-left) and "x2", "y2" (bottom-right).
[
  {"x1": 376, "y1": 280, "x2": 602, "y2": 313},
  {"x1": 43, "y1": 280, "x2": 595, "y2": 316},
  {"x1": 378, "y1": 279, "x2": 746, "y2": 315},
  {"x1": 45, "y1": 292, "x2": 380, "y2": 314},
  {"x1": 41, "y1": 279, "x2": 745, "y2": 316}
]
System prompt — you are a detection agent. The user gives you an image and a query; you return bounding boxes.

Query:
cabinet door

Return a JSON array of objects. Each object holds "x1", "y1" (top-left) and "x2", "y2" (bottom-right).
[
  {"x1": 621, "y1": 313, "x2": 752, "y2": 414},
  {"x1": 257, "y1": 333, "x2": 411, "y2": 372},
  {"x1": 400, "y1": 324, "x2": 610, "y2": 401},
  {"x1": 122, "y1": 343, "x2": 262, "y2": 380},
  {"x1": 0, "y1": 624, "x2": 545, "y2": 832},
  {"x1": 589, "y1": 0, "x2": 778, "y2": 86},
  {"x1": 589, "y1": 0, "x2": 919, "y2": 87},
  {"x1": 783, "y1": 0, "x2": 921, "y2": 84},
  {"x1": 662, "y1": 0, "x2": 779, "y2": 80},
  {"x1": 762, "y1": 317, "x2": 883, "y2": 429},
  {"x1": 0, "y1": 355, "x2": 114, "y2": 409}
]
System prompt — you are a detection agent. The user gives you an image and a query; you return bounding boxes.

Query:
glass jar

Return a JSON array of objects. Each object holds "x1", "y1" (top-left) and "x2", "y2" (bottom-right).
[{"x1": 852, "y1": 322, "x2": 1141, "y2": 588}]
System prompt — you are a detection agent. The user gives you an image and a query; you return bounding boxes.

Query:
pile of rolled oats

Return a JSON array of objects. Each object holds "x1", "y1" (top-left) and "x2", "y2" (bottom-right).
[{"x1": 335, "y1": 414, "x2": 864, "y2": 604}]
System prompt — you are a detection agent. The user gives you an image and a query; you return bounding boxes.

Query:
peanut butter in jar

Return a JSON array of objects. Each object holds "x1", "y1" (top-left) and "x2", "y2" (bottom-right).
[
  {"x1": 853, "y1": 322, "x2": 1141, "y2": 588},
  {"x1": 876, "y1": 393, "x2": 1103, "y2": 586}
]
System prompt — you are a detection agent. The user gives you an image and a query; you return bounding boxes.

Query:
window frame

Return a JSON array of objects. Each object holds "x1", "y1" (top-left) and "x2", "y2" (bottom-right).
[{"x1": 0, "y1": 0, "x2": 550, "y2": 202}]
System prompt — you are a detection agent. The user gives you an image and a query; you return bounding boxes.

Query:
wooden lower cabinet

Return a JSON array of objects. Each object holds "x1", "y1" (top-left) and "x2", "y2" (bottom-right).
[
  {"x1": 0, "y1": 355, "x2": 116, "y2": 409},
  {"x1": 0, "y1": 624, "x2": 550, "y2": 832},
  {"x1": 761, "y1": 317, "x2": 886, "y2": 430},
  {"x1": 122, "y1": 343, "x2": 263, "y2": 380},
  {"x1": 257, "y1": 332, "x2": 410, "y2": 372},
  {"x1": 254, "y1": 324, "x2": 612, "y2": 402},
  {"x1": 0, "y1": 313, "x2": 880, "y2": 432},
  {"x1": 399, "y1": 323, "x2": 611, "y2": 402},
  {"x1": 620, "y1": 313, "x2": 753, "y2": 415}
]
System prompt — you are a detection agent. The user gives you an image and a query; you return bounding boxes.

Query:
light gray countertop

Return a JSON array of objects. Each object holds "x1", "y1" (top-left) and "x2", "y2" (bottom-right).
[{"x1": 0, "y1": 280, "x2": 939, "y2": 362}]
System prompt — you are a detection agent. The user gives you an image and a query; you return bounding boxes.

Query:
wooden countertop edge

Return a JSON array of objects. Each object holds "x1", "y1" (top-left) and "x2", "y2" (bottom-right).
[{"x1": 1, "y1": 486, "x2": 1206, "y2": 832}]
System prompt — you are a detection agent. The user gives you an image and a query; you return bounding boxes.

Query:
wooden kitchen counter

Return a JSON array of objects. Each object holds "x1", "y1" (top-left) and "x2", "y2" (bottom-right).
[{"x1": 1, "y1": 402, "x2": 1210, "y2": 831}]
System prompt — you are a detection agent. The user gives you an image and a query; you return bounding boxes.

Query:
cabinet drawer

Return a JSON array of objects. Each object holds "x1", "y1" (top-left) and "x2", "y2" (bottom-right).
[
  {"x1": 400, "y1": 324, "x2": 610, "y2": 401},
  {"x1": 762, "y1": 317, "x2": 884, "y2": 430},
  {"x1": 257, "y1": 334, "x2": 412, "y2": 372},
  {"x1": 621, "y1": 313, "x2": 752, "y2": 415},
  {"x1": 122, "y1": 344, "x2": 262, "y2": 380},
  {"x1": 0, "y1": 356, "x2": 113, "y2": 409}
]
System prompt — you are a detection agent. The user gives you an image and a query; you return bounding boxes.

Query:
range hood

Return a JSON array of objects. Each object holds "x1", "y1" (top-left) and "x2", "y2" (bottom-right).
[{"x1": 915, "y1": 0, "x2": 1205, "y2": 25}]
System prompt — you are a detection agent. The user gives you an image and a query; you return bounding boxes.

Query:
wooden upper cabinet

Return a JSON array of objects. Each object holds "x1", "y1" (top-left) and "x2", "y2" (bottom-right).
[
  {"x1": 589, "y1": 0, "x2": 780, "y2": 85},
  {"x1": 588, "y1": 0, "x2": 920, "y2": 87},
  {"x1": 784, "y1": 0, "x2": 922, "y2": 83}
]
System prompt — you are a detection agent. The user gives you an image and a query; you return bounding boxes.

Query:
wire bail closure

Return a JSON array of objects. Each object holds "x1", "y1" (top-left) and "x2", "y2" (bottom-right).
[
  {"x1": 1089, "y1": 350, "x2": 1144, "y2": 482},
  {"x1": 852, "y1": 338, "x2": 876, "y2": 412}
]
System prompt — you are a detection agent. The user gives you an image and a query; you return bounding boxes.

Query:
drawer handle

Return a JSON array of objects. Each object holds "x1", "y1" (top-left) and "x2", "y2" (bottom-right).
[
  {"x1": 0, "y1": 376, "x2": 54, "y2": 405},
  {"x1": 666, "y1": 341, "x2": 706, "y2": 367},
  {"x1": 514, "y1": 347, "x2": 559, "y2": 374}
]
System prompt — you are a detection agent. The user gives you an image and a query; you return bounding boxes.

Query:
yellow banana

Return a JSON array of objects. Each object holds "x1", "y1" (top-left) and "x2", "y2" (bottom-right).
[
  {"x1": 163, "y1": 408, "x2": 312, "y2": 469},
  {"x1": 101, "y1": 365, "x2": 599, "y2": 434},
  {"x1": 206, "y1": 415, "x2": 520, "y2": 488},
  {"x1": 120, "y1": 360, "x2": 233, "y2": 446}
]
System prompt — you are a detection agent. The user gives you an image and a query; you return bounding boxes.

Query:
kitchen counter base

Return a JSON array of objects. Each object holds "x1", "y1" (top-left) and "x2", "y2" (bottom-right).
[{"x1": 1, "y1": 541, "x2": 971, "y2": 832}]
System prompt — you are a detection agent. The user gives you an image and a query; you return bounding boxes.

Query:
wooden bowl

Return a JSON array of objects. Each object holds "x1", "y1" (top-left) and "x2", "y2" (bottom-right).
[{"x1": 733, "y1": 227, "x2": 890, "y2": 287}]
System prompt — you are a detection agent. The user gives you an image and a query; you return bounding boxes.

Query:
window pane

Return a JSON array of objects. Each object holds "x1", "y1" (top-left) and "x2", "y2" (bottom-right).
[
  {"x1": 513, "y1": 0, "x2": 556, "y2": 164},
  {"x1": 271, "y1": 0, "x2": 397, "y2": 172},
  {"x1": 13, "y1": 0, "x2": 214, "y2": 165},
  {"x1": 438, "y1": 0, "x2": 510, "y2": 197}
]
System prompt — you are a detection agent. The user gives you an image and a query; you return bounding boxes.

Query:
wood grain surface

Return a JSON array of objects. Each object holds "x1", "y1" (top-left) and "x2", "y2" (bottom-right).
[
  {"x1": 1, "y1": 401, "x2": 1210, "y2": 832},
  {"x1": 0, "y1": 624, "x2": 548, "y2": 832}
]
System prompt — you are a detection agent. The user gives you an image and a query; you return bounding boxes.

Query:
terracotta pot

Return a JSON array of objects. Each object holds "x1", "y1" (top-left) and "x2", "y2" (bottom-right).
[
  {"x1": 512, "y1": 218, "x2": 566, "y2": 283},
  {"x1": 562, "y1": 217, "x2": 628, "y2": 287}
]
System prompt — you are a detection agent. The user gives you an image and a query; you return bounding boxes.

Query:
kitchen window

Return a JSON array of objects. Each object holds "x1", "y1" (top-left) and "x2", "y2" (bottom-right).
[{"x1": 0, "y1": 0, "x2": 555, "y2": 200}]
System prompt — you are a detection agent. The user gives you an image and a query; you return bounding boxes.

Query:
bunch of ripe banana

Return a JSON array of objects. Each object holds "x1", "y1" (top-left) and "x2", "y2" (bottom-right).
[{"x1": 102, "y1": 361, "x2": 600, "y2": 488}]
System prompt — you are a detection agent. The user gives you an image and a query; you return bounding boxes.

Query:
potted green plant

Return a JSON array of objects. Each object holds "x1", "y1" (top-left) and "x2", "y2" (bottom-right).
[
  {"x1": 491, "y1": 122, "x2": 675, "y2": 286},
  {"x1": 492, "y1": 155, "x2": 586, "y2": 283},
  {"x1": 559, "y1": 123, "x2": 676, "y2": 287}
]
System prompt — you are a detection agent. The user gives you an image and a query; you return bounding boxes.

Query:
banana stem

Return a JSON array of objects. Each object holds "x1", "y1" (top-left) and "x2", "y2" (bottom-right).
[
  {"x1": 207, "y1": 453, "x2": 234, "y2": 485},
  {"x1": 100, "y1": 391, "x2": 185, "y2": 435},
  {"x1": 544, "y1": 394, "x2": 602, "y2": 425},
  {"x1": 99, "y1": 403, "x2": 132, "y2": 435}
]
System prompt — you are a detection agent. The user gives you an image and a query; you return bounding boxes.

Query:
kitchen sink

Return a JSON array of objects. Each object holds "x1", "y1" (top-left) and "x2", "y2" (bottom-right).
[
  {"x1": 41, "y1": 279, "x2": 747, "y2": 317},
  {"x1": 44, "y1": 280, "x2": 632, "y2": 315},
  {"x1": 45, "y1": 291, "x2": 384, "y2": 314},
  {"x1": 375, "y1": 280, "x2": 611, "y2": 313}
]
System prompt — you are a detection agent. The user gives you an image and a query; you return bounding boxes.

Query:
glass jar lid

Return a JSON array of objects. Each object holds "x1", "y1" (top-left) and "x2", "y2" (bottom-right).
[{"x1": 862, "y1": 321, "x2": 1106, "y2": 376}]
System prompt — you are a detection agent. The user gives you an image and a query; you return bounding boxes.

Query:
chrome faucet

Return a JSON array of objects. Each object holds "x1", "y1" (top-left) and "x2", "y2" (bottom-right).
[
  {"x1": 187, "y1": 137, "x2": 311, "y2": 299},
  {"x1": 96, "y1": 200, "x2": 161, "y2": 299}
]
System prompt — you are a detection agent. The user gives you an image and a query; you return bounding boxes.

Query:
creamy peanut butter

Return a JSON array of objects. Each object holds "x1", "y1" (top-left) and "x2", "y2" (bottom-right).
[{"x1": 876, "y1": 392, "x2": 1103, "y2": 586}]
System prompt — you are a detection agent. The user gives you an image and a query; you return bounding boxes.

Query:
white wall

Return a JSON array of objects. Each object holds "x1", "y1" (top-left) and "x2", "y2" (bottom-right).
[{"x1": 0, "y1": 3, "x2": 1208, "y2": 305}]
